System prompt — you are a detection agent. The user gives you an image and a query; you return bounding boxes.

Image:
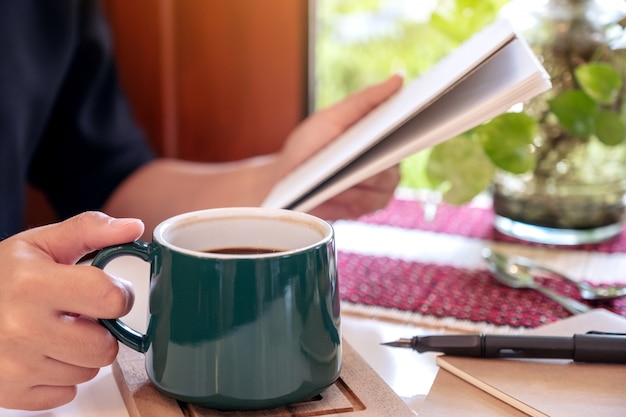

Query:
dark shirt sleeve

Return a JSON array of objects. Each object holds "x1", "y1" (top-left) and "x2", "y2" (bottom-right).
[{"x1": 27, "y1": 1, "x2": 155, "y2": 220}]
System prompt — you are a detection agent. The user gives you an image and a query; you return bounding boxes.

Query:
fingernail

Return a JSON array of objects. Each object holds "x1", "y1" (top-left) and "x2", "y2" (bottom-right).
[
  {"x1": 118, "y1": 278, "x2": 135, "y2": 312},
  {"x1": 109, "y1": 218, "x2": 143, "y2": 228}
]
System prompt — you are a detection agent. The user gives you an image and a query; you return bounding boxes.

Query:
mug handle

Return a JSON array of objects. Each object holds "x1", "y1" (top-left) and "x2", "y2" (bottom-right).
[{"x1": 91, "y1": 241, "x2": 152, "y2": 353}]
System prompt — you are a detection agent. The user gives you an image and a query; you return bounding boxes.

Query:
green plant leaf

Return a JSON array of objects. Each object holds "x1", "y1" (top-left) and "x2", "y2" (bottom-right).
[
  {"x1": 430, "y1": 0, "x2": 509, "y2": 43},
  {"x1": 548, "y1": 90, "x2": 598, "y2": 138},
  {"x1": 594, "y1": 109, "x2": 626, "y2": 146},
  {"x1": 399, "y1": 149, "x2": 436, "y2": 189},
  {"x1": 575, "y1": 62, "x2": 622, "y2": 105},
  {"x1": 426, "y1": 135, "x2": 495, "y2": 204},
  {"x1": 475, "y1": 112, "x2": 537, "y2": 174}
]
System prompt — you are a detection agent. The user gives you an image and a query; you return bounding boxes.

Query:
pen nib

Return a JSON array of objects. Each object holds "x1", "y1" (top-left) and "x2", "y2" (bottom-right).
[{"x1": 381, "y1": 338, "x2": 413, "y2": 348}]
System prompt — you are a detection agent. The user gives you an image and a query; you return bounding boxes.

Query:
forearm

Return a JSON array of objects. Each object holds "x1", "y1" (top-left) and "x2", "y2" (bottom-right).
[{"x1": 102, "y1": 155, "x2": 280, "y2": 236}]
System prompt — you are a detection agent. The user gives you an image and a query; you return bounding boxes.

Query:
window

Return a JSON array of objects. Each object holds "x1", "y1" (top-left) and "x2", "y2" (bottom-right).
[{"x1": 312, "y1": 0, "x2": 509, "y2": 110}]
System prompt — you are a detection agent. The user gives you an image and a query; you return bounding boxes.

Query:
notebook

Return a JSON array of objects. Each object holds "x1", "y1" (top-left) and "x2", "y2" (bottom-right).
[{"x1": 419, "y1": 309, "x2": 626, "y2": 417}]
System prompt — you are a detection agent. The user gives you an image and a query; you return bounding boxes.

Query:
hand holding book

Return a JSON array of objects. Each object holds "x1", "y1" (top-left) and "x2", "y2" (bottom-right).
[{"x1": 262, "y1": 18, "x2": 551, "y2": 212}]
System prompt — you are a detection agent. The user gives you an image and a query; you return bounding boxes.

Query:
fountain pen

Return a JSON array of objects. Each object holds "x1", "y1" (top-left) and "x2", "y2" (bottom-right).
[{"x1": 382, "y1": 332, "x2": 626, "y2": 363}]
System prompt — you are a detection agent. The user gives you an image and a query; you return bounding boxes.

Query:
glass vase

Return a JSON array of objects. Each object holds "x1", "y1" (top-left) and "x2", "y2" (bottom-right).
[{"x1": 493, "y1": 0, "x2": 626, "y2": 245}]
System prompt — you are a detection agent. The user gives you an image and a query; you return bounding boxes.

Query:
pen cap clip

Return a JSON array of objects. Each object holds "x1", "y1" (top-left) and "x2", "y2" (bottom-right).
[{"x1": 586, "y1": 331, "x2": 626, "y2": 337}]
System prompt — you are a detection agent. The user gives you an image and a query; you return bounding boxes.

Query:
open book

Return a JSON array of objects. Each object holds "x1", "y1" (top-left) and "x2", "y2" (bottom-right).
[{"x1": 261, "y1": 18, "x2": 551, "y2": 211}]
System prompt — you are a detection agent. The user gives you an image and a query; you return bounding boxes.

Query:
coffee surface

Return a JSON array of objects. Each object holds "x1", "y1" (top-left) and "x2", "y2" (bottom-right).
[{"x1": 202, "y1": 247, "x2": 285, "y2": 255}]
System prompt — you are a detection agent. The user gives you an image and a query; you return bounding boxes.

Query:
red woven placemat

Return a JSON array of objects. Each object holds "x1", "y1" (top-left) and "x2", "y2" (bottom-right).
[
  {"x1": 338, "y1": 252, "x2": 626, "y2": 328},
  {"x1": 337, "y1": 197, "x2": 626, "y2": 328}
]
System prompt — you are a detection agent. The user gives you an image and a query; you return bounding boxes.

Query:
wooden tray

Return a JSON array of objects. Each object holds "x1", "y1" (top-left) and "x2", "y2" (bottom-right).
[{"x1": 113, "y1": 339, "x2": 415, "y2": 417}]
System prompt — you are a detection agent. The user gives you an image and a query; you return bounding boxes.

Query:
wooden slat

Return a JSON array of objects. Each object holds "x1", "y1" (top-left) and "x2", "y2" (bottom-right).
[
  {"x1": 112, "y1": 340, "x2": 414, "y2": 417},
  {"x1": 186, "y1": 382, "x2": 354, "y2": 417}
]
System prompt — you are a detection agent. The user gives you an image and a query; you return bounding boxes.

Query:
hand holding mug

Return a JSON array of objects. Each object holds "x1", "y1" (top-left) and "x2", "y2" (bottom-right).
[
  {"x1": 92, "y1": 207, "x2": 341, "y2": 410},
  {"x1": 0, "y1": 212, "x2": 142, "y2": 411}
]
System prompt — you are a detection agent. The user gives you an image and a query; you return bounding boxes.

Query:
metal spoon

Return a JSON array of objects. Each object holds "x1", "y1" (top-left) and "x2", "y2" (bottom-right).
[
  {"x1": 482, "y1": 248, "x2": 591, "y2": 315},
  {"x1": 485, "y1": 249, "x2": 626, "y2": 301}
]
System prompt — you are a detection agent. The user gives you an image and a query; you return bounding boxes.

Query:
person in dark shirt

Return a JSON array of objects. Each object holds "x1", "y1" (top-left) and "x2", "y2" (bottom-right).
[{"x1": 0, "y1": 0, "x2": 402, "y2": 411}]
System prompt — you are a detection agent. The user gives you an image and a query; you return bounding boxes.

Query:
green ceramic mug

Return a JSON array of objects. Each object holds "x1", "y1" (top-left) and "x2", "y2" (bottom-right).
[{"x1": 91, "y1": 207, "x2": 341, "y2": 410}]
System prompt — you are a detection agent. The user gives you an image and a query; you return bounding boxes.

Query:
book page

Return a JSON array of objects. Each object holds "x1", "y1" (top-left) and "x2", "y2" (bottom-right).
[{"x1": 261, "y1": 18, "x2": 528, "y2": 210}]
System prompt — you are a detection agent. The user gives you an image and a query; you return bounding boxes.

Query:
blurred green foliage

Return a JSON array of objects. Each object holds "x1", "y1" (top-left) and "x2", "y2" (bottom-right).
[
  {"x1": 315, "y1": 0, "x2": 509, "y2": 108},
  {"x1": 315, "y1": 0, "x2": 510, "y2": 197}
]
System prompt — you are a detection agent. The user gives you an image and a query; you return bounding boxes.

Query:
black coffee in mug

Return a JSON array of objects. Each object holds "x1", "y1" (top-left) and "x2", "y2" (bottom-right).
[{"x1": 203, "y1": 247, "x2": 285, "y2": 255}]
